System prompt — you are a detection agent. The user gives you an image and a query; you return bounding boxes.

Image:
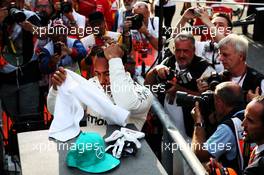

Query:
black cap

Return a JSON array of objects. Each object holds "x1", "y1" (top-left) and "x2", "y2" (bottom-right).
[{"x1": 89, "y1": 11, "x2": 105, "y2": 24}]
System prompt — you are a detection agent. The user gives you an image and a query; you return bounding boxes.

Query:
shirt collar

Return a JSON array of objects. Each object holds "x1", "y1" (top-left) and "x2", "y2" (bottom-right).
[{"x1": 255, "y1": 144, "x2": 264, "y2": 155}]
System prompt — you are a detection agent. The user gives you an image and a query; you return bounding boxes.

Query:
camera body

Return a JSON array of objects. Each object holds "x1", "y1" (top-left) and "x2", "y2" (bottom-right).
[
  {"x1": 157, "y1": 69, "x2": 193, "y2": 91},
  {"x1": 176, "y1": 90, "x2": 215, "y2": 117},
  {"x1": 126, "y1": 14, "x2": 144, "y2": 30},
  {"x1": 204, "y1": 70, "x2": 231, "y2": 90},
  {"x1": 190, "y1": 7, "x2": 213, "y2": 17},
  {"x1": 205, "y1": 71, "x2": 222, "y2": 91},
  {"x1": 4, "y1": 2, "x2": 26, "y2": 24},
  {"x1": 61, "y1": 1, "x2": 72, "y2": 13}
]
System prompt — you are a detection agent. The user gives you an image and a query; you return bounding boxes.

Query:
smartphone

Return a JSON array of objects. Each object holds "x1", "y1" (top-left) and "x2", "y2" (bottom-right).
[{"x1": 54, "y1": 42, "x2": 61, "y2": 55}]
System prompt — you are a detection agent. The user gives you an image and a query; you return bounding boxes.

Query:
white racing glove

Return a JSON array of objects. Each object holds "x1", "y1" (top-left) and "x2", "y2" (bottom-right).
[{"x1": 105, "y1": 128, "x2": 145, "y2": 158}]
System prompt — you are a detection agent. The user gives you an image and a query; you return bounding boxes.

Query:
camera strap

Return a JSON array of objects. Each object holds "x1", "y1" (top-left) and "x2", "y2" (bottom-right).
[{"x1": 236, "y1": 69, "x2": 247, "y2": 86}]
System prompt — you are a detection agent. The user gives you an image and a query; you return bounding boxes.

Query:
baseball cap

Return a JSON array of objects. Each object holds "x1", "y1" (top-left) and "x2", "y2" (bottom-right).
[{"x1": 66, "y1": 132, "x2": 120, "y2": 173}]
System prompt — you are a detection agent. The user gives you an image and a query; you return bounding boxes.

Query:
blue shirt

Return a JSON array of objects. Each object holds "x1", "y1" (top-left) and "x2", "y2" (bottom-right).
[{"x1": 205, "y1": 124, "x2": 237, "y2": 160}]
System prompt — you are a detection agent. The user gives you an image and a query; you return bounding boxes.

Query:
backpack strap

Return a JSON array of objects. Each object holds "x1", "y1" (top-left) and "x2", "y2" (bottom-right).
[
  {"x1": 230, "y1": 117, "x2": 244, "y2": 170},
  {"x1": 150, "y1": 17, "x2": 155, "y2": 31}
]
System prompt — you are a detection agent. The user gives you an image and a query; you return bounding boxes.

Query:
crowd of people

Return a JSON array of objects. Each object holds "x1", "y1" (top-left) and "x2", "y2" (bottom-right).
[{"x1": 0, "y1": 0, "x2": 264, "y2": 174}]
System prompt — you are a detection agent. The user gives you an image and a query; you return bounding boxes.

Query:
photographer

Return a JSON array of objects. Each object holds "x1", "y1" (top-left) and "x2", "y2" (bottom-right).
[
  {"x1": 47, "y1": 43, "x2": 153, "y2": 131},
  {"x1": 35, "y1": 0, "x2": 54, "y2": 26},
  {"x1": 81, "y1": 11, "x2": 122, "y2": 49},
  {"x1": 197, "y1": 34, "x2": 264, "y2": 102},
  {"x1": 0, "y1": 0, "x2": 42, "y2": 129},
  {"x1": 145, "y1": 32, "x2": 215, "y2": 138},
  {"x1": 53, "y1": 0, "x2": 86, "y2": 38},
  {"x1": 114, "y1": 0, "x2": 136, "y2": 33},
  {"x1": 174, "y1": 7, "x2": 233, "y2": 73},
  {"x1": 123, "y1": 1, "x2": 159, "y2": 75},
  {"x1": 38, "y1": 19, "x2": 87, "y2": 74},
  {"x1": 191, "y1": 81, "x2": 245, "y2": 173}
]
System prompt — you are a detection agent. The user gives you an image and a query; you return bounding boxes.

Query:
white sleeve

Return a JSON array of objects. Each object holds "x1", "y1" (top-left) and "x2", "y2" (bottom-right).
[
  {"x1": 148, "y1": 17, "x2": 159, "y2": 38},
  {"x1": 47, "y1": 87, "x2": 58, "y2": 115},
  {"x1": 47, "y1": 85, "x2": 87, "y2": 115},
  {"x1": 76, "y1": 14, "x2": 86, "y2": 29},
  {"x1": 261, "y1": 79, "x2": 264, "y2": 95},
  {"x1": 153, "y1": 17, "x2": 159, "y2": 38},
  {"x1": 109, "y1": 58, "x2": 153, "y2": 116}
]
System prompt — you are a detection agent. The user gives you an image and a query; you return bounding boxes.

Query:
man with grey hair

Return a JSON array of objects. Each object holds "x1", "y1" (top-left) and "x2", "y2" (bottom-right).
[
  {"x1": 145, "y1": 31, "x2": 215, "y2": 138},
  {"x1": 198, "y1": 34, "x2": 264, "y2": 102}
]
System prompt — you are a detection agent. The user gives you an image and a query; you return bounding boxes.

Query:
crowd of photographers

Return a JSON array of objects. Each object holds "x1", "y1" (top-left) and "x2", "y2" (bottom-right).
[{"x1": 1, "y1": 0, "x2": 264, "y2": 174}]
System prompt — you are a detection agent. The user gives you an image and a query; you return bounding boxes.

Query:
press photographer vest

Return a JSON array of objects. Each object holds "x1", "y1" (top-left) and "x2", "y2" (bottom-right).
[
  {"x1": 219, "y1": 109, "x2": 245, "y2": 175},
  {"x1": 161, "y1": 55, "x2": 212, "y2": 137}
]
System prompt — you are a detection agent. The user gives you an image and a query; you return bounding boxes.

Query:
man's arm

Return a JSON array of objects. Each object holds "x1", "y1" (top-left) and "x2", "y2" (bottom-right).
[
  {"x1": 197, "y1": 7, "x2": 226, "y2": 42},
  {"x1": 104, "y1": 44, "x2": 153, "y2": 115},
  {"x1": 47, "y1": 67, "x2": 67, "y2": 114},
  {"x1": 192, "y1": 102, "x2": 237, "y2": 162},
  {"x1": 172, "y1": 7, "x2": 196, "y2": 38},
  {"x1": 191, "y1": 102, "x2": 211, "y2": 162},
  {"x1": 139, "y1": 23, "x2": 158, "y2": 50}
]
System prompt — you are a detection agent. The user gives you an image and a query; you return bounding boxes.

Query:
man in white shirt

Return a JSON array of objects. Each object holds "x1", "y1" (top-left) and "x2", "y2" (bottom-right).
[
  {"x1": 123, "y1": 1, "x2": 159, "y2": 75},
  {"x1": 198, "y1": 34, "x2": 264, "y2": 102},
  {"x1": 114, "y1": 0, "x2": 136, "y2": 33},
  {"x1": 47, "y1": 43, "x2": 153, "y2": 133},
  {"x1": 174, "y1": 7, "x2": 233, "y2": 73},
  {"x1": 54, "y1": 0, "x2": 86, "y2": 38}
]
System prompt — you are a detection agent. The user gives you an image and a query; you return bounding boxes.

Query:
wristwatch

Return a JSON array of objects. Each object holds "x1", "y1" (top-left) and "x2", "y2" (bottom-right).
[{"x1": 194, "y1": 122, "x2": 205, "y2": 128}]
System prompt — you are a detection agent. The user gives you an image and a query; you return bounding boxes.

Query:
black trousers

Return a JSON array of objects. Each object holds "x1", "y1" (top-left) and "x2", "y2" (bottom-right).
[{"x1": 155, "y1": 5, "x2": 176, "y2": 29}]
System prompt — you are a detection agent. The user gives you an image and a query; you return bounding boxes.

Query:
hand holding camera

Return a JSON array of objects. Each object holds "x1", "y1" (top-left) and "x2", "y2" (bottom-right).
[
  {"x1": 184, "y1": 7, "x2": 212, "y2": 21},
  {"x1": 50, "y1": 42, "x2": 71, "y2": 66},
  {"x1": 191, "y1": 101, "x2": 204, "y2": 124},
  {"x1": 54, "y1": 41, "x2": 72, "y2": 56},
  {"x1": 197, "y1": 79, "x2": 209, "y2": 93},
  {"x1": 125, "y1": 14, "x2": 144, "y2": 30},
  {"x1": 155, "y1": 65, "x2": 170, "y2": 80}
]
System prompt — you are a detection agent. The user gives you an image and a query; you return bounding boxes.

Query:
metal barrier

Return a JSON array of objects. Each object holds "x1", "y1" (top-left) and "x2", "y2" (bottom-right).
[{"x1": 136, "y1": 76, "x2": 207, "y2": 175}]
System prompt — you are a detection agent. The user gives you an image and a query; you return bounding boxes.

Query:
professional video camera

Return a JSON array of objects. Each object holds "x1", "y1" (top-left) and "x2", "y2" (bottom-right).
[
  {"x1": 176, "y1": 90, "x2": 215, "y2": 117},
  {"x1": 4, "y1": 2, "x2": 26, "y2": 24},
  {"x1": 126, "y1": 14, "x2": 144, "y2": 30}
]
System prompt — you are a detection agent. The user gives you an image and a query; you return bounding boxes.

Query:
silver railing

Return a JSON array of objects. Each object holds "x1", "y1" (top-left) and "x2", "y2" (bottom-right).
[{"x1": 136, "y1": 76, "x2": 207, "y2": 175}]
